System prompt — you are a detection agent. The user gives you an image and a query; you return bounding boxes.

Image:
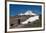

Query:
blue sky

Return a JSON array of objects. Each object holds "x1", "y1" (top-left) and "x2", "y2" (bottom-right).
[{"x1": 10, "y1": 4, "x2": 42, "y2": 16}]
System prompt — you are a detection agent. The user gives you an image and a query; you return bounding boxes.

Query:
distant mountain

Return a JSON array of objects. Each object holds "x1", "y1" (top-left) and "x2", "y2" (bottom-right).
[{"x1": 18, "y1": 10, "x2": 36, "y2": 16}]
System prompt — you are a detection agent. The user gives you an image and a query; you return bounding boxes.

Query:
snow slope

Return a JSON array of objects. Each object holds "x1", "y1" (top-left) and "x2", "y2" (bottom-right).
[{"x1": 21, "y1": 16, "x2": 39, "y2": 24}]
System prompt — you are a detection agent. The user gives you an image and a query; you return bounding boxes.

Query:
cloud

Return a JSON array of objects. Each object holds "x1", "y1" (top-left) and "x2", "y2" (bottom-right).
[{"x1": 18, "y1": 10, "x2": 36, "y2": 15}]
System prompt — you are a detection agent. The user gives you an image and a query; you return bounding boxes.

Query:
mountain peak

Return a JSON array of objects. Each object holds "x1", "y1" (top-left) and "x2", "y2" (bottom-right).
[{"x1": 18, "y1": 10, "x2": 36, "y2": 16}]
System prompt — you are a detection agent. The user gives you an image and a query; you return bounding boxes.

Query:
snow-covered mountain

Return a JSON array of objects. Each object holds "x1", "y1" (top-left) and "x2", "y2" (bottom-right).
[
  {"x1": 18, "y1": 10, "x2": 36, "y2": 16},
  {"x1": 10, "y1": 11, "x2": 41, "y2": 28},
  {"x1": 18, "y1": 10, "x2": 39, "y2": 24}
]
